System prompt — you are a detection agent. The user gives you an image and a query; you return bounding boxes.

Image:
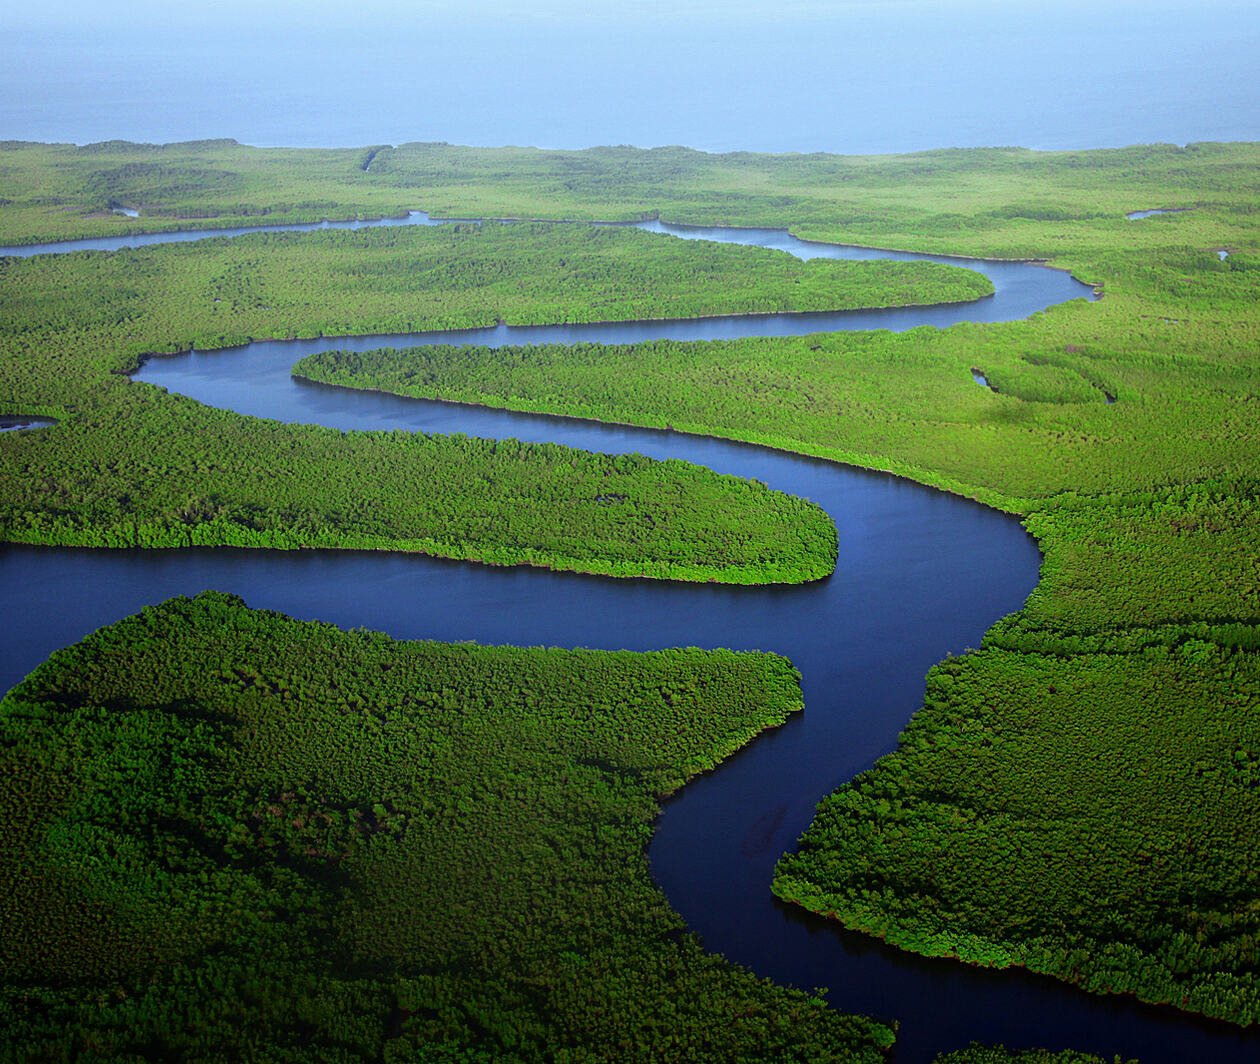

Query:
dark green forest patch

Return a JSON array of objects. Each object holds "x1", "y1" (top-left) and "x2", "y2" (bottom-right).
[
  {"x1": 0, "y1": 593, "x2": 892, "y2": 1062},
  {"x1": 774, "y1": 624, "x2": 1260, "y2": 1025}
]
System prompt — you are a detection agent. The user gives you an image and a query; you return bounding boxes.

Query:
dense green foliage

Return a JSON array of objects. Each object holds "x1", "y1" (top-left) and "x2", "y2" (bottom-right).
[
  {"x1": 0, "y1": 391, "x2": 837, "y2": 582},
  {"x1": 775, "y1": 622, "x2": 1260, "y2": 1023},
  {"x1": 0, "y1": 221, "x2": 888, "y2": 582},
  {"x1": 0, "y1": 593, "x2": 892, "y2": 1061},
  {"x1": 0, "y1": 220, "x2": 991, "y2": 347},
  {"x1": 278, "y1": 250, "x2": 1257, "y2": 510},
  {"x1": 0, "y1": 139, "x2": 415, "y2": 243}
]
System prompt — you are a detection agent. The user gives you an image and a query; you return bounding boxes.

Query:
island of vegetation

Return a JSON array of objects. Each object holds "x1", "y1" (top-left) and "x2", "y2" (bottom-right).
[
  {"x1": 2, "y1": 219, "x2": 992, "y2": 582},
  {"x1": 1, "y1": 137, "x2": 1258, "y2": 1057},
  {"x1": 0, "y1": 592, "x2": 893, "y2": 1061}
]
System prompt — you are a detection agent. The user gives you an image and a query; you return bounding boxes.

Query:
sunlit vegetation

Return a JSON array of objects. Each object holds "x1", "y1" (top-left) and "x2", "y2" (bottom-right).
[
  {"x1": 1, "y1": 138, "x2": 1256, "y2": 255},
  {"x1": 285, "y1": 248, "x2": 1257, "y2": 512},
  {"x1": 775, "y1": 625, "x2": 1260, "y2": 1024},
  {"x1": 0, "y1": 139, "x2": 414, "y2": 243},
  {"x1": 0, "y1": 593, "x2": 892, "y2": 1061},
  {"x1": 0, "y1": 221, "x2": 913, "y2": 582},
  {"x1": 0, "y1": 389, "x2": 838, "y2": 583}
]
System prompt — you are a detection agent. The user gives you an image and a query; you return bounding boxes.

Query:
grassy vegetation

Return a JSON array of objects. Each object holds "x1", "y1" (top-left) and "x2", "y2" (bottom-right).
[
  {"x1": 3, "y1": 136, "x2": 1259, "y2": 1041},
  {"x1": 0, "y1": 592, "x2": 892, "y2": 1061},
  {"x1": 2, "y1": 220, "x2": 982, "y2": 582},
  {"x1": 0, "y1": 138, "x2": 1255, "y2": 254},
  {"x1": 0, "y1": 139, "x2": 414, "y2": 244}
]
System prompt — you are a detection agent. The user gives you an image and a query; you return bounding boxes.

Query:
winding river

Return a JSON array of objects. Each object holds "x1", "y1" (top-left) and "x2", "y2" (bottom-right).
[{"x1": 3, "y1": 214, "x2": 1256, "y2": 1061}]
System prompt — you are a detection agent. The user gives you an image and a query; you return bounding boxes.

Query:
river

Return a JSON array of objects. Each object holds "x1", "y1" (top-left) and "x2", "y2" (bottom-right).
[{"x1": 3, "y1": 214, "x2": 1255, "y2": 1061}]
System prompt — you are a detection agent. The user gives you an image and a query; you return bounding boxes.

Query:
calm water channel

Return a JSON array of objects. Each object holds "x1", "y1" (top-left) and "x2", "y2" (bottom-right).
[{"x1": 3, "y1": 215, "x2": 1254, "y2": 1060}]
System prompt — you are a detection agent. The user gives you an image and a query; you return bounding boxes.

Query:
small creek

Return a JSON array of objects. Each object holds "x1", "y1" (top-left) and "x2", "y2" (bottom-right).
[
  {"x1": 0, "y1": 415, "x2": 56, "y2": 432},
  {"x1": 1126, "y1": 208, "x2": 1189, "y2": 220}
]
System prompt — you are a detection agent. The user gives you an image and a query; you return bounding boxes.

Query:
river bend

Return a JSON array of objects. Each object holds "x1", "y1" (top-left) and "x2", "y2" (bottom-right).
[{"x1": 3, "y1": 215, "x2": 1254, "y2": 1061}]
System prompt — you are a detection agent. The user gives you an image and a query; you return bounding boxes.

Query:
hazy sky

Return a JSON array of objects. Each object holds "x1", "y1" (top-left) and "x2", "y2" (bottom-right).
[
  {"x1": 4, "y1": 1, "x2": 1257, "y2": 153},
  {"x1": 8, "y1": 0, "x2": 1013, "y2": 25},
  {"x1": 7, "y1": 0, "x2": 1247, "y2": 30}
]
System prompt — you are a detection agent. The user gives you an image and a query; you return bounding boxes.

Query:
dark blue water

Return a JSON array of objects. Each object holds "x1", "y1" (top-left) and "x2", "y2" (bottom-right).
[
  {"x1": 3, "y1": 222, "x2": 1256, "y2": 1061},
  {"x1": 3, "y1": 3, "x2": 1258, "y2": 153}
]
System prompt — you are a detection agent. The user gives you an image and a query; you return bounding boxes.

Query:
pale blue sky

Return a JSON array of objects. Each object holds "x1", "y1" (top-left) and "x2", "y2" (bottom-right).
[
  {"x1": 4, "y1": 1, "x2": 1256, "y2": 152},
  {"x1": 6, "y1": 0, "x2": 1250, "y2": 29}
]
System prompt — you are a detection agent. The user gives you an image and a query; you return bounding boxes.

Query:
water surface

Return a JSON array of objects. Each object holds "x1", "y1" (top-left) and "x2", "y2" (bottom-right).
[{"x1": 1126, "y1": 208, "x2": 1189, "y2": 220}]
